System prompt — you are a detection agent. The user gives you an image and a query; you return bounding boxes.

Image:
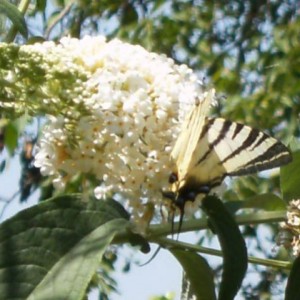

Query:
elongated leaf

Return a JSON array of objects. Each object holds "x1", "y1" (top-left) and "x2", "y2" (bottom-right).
[
  {"x1": 4, "y1": 121, "x2": 18, "y2": 155},
  {"x1": 4, "y1": 115, "x2": 31, "y2": 155},
  {"x1": 35, "y1": 0, "x2": 47, "y2": 12},
  {"x1": 0, "y1": 195, "x2": 130, "y2": 299},
  {"x1": 226, "y1": 193, "x2": 286, "y2": 214},
  {"x1": 28, "y1": 219, "x2": 126, "y2": 300},
  {"x1": 242, "y1": 193, "x2": 286, "y2": 211},
  {"x1": 170, "y1": 249, "x2": 216, "y2": 300},
  {"x1": 0, "y1": 0, "x2": 28, "y2": 38},
  {"x1": 0, "y1": 160, "x2": 5, "y2": 173},
  {"x1": 202, "y1": 196, "x2": 248, "y2": 300},
  {"x1": 281, "y1": 151, "x2": 300, "y2": 202},
  {"x1": 285, "y1": 256, "x2": 300, "y2": 300},
  {"x1": 120, "y1": 2, "x2": 138, "y2": 25}
]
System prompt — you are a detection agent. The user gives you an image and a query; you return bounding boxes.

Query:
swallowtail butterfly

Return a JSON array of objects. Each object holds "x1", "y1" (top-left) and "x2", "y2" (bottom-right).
[{"x1": 166, "y1": 89, "x2": 292, "y2": 231}]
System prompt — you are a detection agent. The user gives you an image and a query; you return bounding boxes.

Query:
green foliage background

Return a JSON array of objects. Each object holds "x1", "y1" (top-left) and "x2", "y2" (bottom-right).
[{"x1": 0, "y1": 0, "x2": 300, "y2": 299}]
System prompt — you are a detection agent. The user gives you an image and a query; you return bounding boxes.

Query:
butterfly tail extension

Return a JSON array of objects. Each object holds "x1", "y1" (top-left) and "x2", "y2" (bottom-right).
[{"x1": 170, "y1": 203, "x2": 184, "y2": 238}]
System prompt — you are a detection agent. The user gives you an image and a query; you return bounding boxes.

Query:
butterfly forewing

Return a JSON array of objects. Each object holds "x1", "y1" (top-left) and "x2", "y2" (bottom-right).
[{"x1": 170, "y1": 89, "x2": 214, "y2": 186}]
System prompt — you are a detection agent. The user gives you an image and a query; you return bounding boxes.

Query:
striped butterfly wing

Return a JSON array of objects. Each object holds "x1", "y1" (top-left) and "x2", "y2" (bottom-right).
[
  {"x1": 171, "y1": 108, "x2": 292, "y2": 194},
  {"x1": 206, "y1": 118, "x2": 292, "y2": 177},
  {"x1": 168, "y1": 98, "x2": 292, "y2": 233},
  {"x1": 171, "y1": 89, "x2": 214, "y2": 185},
  {"x1": 191, "y1": 118, "x2": 292, "y2": 187}
]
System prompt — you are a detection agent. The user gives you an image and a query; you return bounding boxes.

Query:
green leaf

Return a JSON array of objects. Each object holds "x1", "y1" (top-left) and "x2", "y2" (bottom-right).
[
  {"x1": 35, "y1": 0, "x2": 47, "y2": 12},
  {"x1": 285, "y1": 256, "x2": 300, "y2": 300},
  {"x1": 225, "y1": 193, "x2": 286, "y2": 214},
  {"x1": 0, "y1": 0, "x2": 28, "y2": 38},
  {"x1": 26, "y1": 36, "x2": 46, "y2": 44},
  {"x1": 120, "y1": 2, "x2": 138, "y2": 25},
  {"x1": 202, "y1": 196, "x2": 248, "y2": 300},
  {"x1": 4, "y1": 121, "x2": 18, "y2": 155},
  {"x1": 28, "y1": 219, "x2": 126, "y2": 300},
  {"x1": 242, "y1": 193, "x2": 286, "y2": 211},
  {"x1": 281, "y1": 151, "x2": 300, "y2": 202},
  {"x1": 0, "y1": 194, "x2": 130, "y2": 299},
  {"x1": 170, "y1": 249, "x2": 216, "y2": 300},
  {"x1": 289, "y1": 136, "x2": 300, "y2": 152},
  {"x1": 4, "y1": 115, "x2": 34, "y2": 155},
  {"x1": 0, "y1": 160, "x2": 5, "y2": 173}
]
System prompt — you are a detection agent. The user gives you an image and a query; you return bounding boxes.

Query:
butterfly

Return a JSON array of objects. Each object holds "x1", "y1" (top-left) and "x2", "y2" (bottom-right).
[{"x1": 165, "y1": 89, "x2": 292, "y2": 232}]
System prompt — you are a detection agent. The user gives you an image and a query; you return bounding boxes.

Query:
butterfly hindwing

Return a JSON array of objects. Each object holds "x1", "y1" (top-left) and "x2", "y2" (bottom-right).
[
  {"x1": 200, "y1": 118, "x2": 292, "y2": 177},
  {"x1": 172, "y1": 112, "x2": 292, "y2": 192}
]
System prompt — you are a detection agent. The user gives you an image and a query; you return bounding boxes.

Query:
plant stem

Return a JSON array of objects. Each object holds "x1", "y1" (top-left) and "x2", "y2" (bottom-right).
[
  {"x1": 112, "y1": 210, "x2": 289, "y2": 269},
  {"x1": 152, "y1": 236, "x2": 291, "y2": 269},
  {"x1": 148, "y1": 210, "x2": 286, "y2": 237}
]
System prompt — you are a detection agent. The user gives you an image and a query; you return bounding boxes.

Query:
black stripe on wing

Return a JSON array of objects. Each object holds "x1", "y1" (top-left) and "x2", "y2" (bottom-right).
[
  {"x1": 228, "y1": 141, "x2": 292, "y2": 176},
  {"x1": 221, "y1": 127, "x2": 263, "y2": 165},
  {"x1": 232, "y1": 123, "x2": 244, "y2": 139},
  {"x1": 249, "y1": 132, "x2": 269, "y2": 150},
  {"x1": 196, "y1": 119, "x2": 232, "y2": 165},
  {"x1": 197, "y1": 118, "x2": 292, "y2": 176}
]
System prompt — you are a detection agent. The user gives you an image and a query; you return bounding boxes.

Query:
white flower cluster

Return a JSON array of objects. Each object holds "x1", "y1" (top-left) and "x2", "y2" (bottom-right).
[
  {"x1": 32, "y1": 36, "x2": 213, "y2": 222},
  {"x1": 278, "y1": 199, "x2": 300, "y2": 256}
]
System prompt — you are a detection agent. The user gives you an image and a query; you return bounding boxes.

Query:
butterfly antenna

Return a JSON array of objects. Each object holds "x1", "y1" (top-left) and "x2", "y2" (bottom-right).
[
  {"x1": 171, "y1": 208, "x2": 175, "y2": 239},
  {"x1": 177, "y1": 206, "x2": 184, "y2": 240}
]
